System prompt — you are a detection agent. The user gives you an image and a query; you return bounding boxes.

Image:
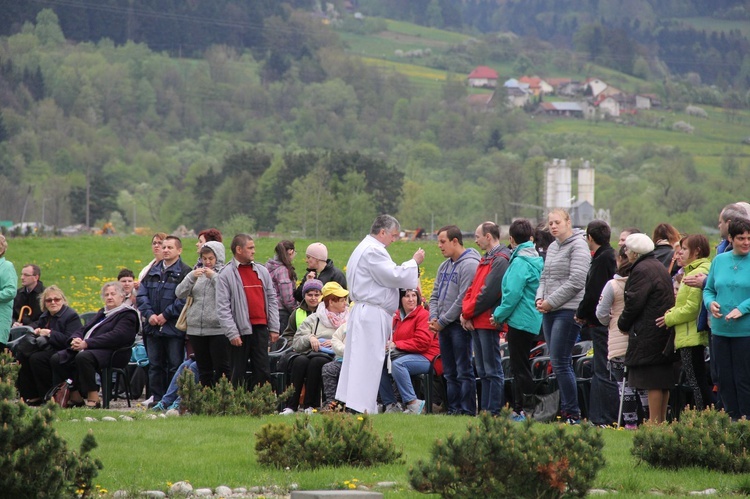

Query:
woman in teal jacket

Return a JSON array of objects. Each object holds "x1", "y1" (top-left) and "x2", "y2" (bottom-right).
[
  {"x1": 492, "y1": 219, "x2": 544, "y2": 421},
  {"x1": 657, "y1": 234, "x2": 712, "y2": 410},
  {"x1": 0, "y1": 235, "x2": 18, "y2": 348}
]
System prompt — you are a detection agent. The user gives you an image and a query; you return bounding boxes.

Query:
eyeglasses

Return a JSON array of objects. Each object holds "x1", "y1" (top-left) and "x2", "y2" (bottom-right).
[{"x1": 45, "y1": 297, "x2": 62, "y2": 303}]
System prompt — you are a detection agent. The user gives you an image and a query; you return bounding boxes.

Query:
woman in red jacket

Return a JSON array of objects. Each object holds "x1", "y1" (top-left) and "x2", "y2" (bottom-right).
[{"x1": 378, "y1": 289, "x2": 441, "y2": 414}]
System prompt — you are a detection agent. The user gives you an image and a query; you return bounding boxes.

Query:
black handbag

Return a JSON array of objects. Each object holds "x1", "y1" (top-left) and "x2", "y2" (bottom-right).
[{"x1": 9, "y1": 332, "x2": 49, "y2": 358}]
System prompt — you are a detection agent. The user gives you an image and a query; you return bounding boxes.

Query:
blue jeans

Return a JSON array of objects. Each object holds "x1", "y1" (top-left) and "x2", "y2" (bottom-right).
[
  {"x1": 712, "y1": 335, "x2": 750, "y2": 420},
  {"x1": 471, "y1": 329, "x2": 504, "y2": 415},
  {"x1": 439, "y1": 322, "x2": 476, "y2": 415},
  {"x1": 162, "y1": 359, "x2": 199, "y2": 406},
  {"x1": 147, "y1": 335, "x2": 186, "y2": 401},
  {"x1": 542, "y1": 309, "x2": 580, "y2": 418},
  {"x1": 379, "y1": 354, "x2": 431, "y2": 406}
]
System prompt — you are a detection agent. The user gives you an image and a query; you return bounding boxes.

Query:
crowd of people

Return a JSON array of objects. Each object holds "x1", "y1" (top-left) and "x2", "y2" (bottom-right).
[{"x1": 1, "y1": 204, "x2": 749, "y2": 423}]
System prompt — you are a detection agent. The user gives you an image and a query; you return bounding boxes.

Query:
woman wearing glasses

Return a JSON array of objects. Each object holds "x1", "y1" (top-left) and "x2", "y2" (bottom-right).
[{"x1": 16, "y1": 285, "x2": 81, "y2": 405}]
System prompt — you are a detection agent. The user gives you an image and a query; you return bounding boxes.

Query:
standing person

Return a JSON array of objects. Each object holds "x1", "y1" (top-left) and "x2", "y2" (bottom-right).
[
  {"x1": 492, "y1": 219, "x2": 544, "y2": 422},
  {"x1": 618, "y1": 233, "x2": 675, "y2": 424},
  {"x1": 13, "y1": 264, "x2": 44, "y2": 326},
  {"x1": 336, "y1": 215, "x2": 424, "y2": 414},
  {"x1": 117, "y1": 268, "x2": 139, "y2": 307},
  {"x1": 618, "y1": 228, "x2": 641, "y2": 248},
  {"x1": 138, "y1": 232, "x2": 167, "y2": 282},
  {"x1": 575, "y1": 220, "x2": 618, "y2": 426},
  {"x1": 597, "y1": 245, "x2": 639, "y2": 428},
  {"x1": 175, "y1": 241, "x2": 230, "y2": 387},
  {"x1": 657, "y1": 235, "x2": 712, "y2": 411},
  {"x1": 703, "y1": 218, "x2": 750, "y2": 420},
  {"x1": 292, "y1": 242, "x2": 347, "y2": 302},
  {"x1": 266, "y1": 240, "x2": 298, "y2": 341},
  {"x1": 461, "y1": 221, "x2": 511, "y2": 416},
  {"x1": 652, "y1": 223, "x2": 681, "y2": 275},
  {"x1": 0, "y1": 235, "x2": 18, "y2": 349},
  {"x1": 193, "y1": 228, "x2": 223, "y2": 269},
  {"x1": 535, "y1": 209, "x2": 591, "y2": 424},
  {"x1": 216, "y1": 234, "x2": 279, "y2": 390},
  {"x1": 430, "y1": 225, "x2": 480, "y2": 416},
  {"x1": 137, "y1": 235, "x2": 192, "y2": 405}
]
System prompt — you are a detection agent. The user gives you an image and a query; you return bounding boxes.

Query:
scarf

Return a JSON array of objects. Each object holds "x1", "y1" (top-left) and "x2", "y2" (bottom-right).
[{"x1": 316, "y1": 301, "x2": 349, "y2": 329}]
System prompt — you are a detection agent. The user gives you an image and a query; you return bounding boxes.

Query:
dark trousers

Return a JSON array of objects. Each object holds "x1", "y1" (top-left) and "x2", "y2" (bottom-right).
[
  {"x1": 50, "y1": 350, "x2": 101, "y2": 396},
  {"x1": 286, "y1": 353, "x2": 330, "y2": 410},
  {"x1": 712, "y1": 335, "x2": 750, "y2": 420},
  {"x1": 229, "y1": 325, "x2": 270, "y2": 390},
  {"x1": 587, "y1": 325, "x2": 620, "y2": 425},
  {"x1": 507, "y1": 326, "x2": 536, "y2": 414},
  {"x1": 146, "y1": 335, "x2": 186, "y2": 401},
  {"x1": 188, "y1": 334, "x2": 231, "y2": 386},
  {"x1": 17, "y1": 348, "x2": 56, "y2": 400},
  {"x1": 679, "y1": 345, "x2": 712, "y2": 411}
]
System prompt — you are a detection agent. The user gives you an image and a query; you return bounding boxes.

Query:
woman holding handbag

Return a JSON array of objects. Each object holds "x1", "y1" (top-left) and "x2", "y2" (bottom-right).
[{"x1": 174, "y1": 241, "x2": 229, "y2": 390}]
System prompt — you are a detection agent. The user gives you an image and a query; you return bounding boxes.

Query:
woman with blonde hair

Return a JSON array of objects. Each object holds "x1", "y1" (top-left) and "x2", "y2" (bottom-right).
[
  {"x1": 16, "y1": 285, "x2": 81, "y2": 404},
  {"x1": 535, "y1": 209, "x2": 591, "y2": 424}
]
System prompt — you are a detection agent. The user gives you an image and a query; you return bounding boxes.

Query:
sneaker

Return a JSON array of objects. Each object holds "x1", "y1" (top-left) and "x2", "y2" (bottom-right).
[
  {"x1": 143, "y1": 395, "x2": 154, "y2": 407},
  {"x1": 384, "y1": 403, "x2": 403, "y2": 414},
  {"x1": 151, "y1": 401, "x2": 167, "y2": 412},
  {"x1": 168, "y1": 401, "x2": 180, "y2": 411},
  {"x1": 404, "y1": 399, "x2": 425, "y2": 415},
  {"x1": 624, "y1": 424, "x2": 638, "y2": 430},
  {"x1": 511, "y1": 411, "x2": 527, "y2": 422},
  {"x1": 564, "y1": 414, "x2": 581, "y2": 425},
  {"x1": 304, "y1": 407, "x2": 314, "y2": 415},
  {"x1": 279, "y1": 408, "x2": 295, "y2": 416}
]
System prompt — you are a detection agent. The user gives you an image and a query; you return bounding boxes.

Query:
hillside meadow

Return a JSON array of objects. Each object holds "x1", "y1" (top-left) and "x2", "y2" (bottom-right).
[{"x1": 5, "y1": 234, "x2": 445, "y2": 313}]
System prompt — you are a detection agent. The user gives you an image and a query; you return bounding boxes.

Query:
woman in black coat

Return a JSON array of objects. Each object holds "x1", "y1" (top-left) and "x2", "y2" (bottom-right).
[
  {"x1": 617, "y1": 233, "x2": 676, "y2": 423},
  {"x1": 16, "y1": 285, "x2": 81, "y2": 404},
  {"x1": 51, "y1": 281, "x2": 139, "y2": 408}
]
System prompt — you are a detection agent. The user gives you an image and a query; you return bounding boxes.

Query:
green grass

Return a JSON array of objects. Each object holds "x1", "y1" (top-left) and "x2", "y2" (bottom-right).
[
  {"x1": 53, "y1": 411, "x2": 750, "y2": 497},
  {"x1": 672, "y1": 16, "x2": 750, "y2": 38},
  {"x1": 5, "y1": 234, "x2": 445, "y2": 312}
]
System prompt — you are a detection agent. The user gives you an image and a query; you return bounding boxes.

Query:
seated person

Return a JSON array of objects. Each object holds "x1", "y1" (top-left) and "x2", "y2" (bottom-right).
[
  {"x1": 379, "y1": 289, "x2": 441, "y2": 415},
  {"x1": 280, "y1": 282, "x2": 349, "y2": 415},
  {"x1": 50, "y1": 281, "x2": 139, "y2": 408},
  {"x1": 281, "y1": 279, "x2": 323, "y2": 342},
  {"x1": 321, "y1": 323, "x2": 346, "y2": 411},
  {"x1": 16, "y1": 285, "x2": 81, "y2": 405},
  {"x1": 151, "y1": 357, "x2": 198, "y2": 412},
  {"x1": 13, "y1": 264, "x2": 45, "y2": 326}
]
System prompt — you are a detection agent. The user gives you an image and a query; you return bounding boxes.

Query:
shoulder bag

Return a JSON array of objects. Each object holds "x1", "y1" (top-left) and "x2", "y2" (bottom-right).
[{"x1": 175, "y1": 296, "x2": 193, "y2": 332}]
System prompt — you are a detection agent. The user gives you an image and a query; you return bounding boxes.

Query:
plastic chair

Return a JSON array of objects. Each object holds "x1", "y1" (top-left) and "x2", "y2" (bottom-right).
[
  {"x1": 100, "y1": 344, "x2": 134, "y2": 409},
  {"x1": 9, "y1": 325, "x2": 34, "y2": 342},
  {"x1": 268, "y1": 337, "x2": 290, "y2": 394},
  {"x1": 79, "y1": 311, "x2": 98, "y2": 326},
  {"x1": 574, "y1": 356, "x2": 594, "y2": 419}
]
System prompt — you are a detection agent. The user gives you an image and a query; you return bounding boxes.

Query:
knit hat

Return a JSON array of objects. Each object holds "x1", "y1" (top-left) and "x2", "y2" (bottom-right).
[
  {"x1": 321, "y1": 281, "x2": 349, "y2": 299},
  {"x1": 302, "y1": 279, "x2": 324, "y2": 295},
  {"x1": 625, "y1": 233, "x2": 654, "y2": 255},
  {"x1": 306, "y1": 242, "x2": 328, "y2": 262}
]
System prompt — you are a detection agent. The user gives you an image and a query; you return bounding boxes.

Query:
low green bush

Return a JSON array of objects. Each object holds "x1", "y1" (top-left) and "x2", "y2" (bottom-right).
[
  {"x1": 632, "y1": 408, "x2": 750, "y2": 472},
  {"x1": 408, "y1": 411, "x2": 605, "y2": 498},
  {"x1": 178, "y1": 371, "x2": 293, "y2": 416},
  {"x1": 0, "y1": 349, "x2": 19, "y2": 387},
  {"x1": 255, "y1": 413, "x2": 403, "y2": 470},
  {"x1": 0, "y1": 378, "x2": 102, "y2": 498}
]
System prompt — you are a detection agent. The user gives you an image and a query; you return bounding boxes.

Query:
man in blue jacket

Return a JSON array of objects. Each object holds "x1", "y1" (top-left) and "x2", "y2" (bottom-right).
[{"x1": 137, "y1": 235, "x2": 191, "y2": 405}]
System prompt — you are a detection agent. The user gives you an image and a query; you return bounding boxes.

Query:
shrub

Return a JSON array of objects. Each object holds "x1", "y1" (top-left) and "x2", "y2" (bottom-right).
[
  {"x1": 408, "y1": 411, "x2": 605, "y2": 498},
  {"x1": 0, "y1": 378, "x2": 102, "y2": 498},
  {"x1": 632, "y1": 408, "x2": 750, "y2": 473},
  {"x1": 178, "y1": 371, "x2": 293, "y2": 416},
  {"x1": 255, "y1": 413, "x2": 403, "y2": 469},
  {"x1": 0, "y1": 349, "x2": 19, "y2": 388}
]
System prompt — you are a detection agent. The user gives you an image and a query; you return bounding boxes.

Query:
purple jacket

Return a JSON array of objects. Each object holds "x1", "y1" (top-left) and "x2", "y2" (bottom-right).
[{"x1": 56, "y1": 307, "x2": 139, "y2": 368}]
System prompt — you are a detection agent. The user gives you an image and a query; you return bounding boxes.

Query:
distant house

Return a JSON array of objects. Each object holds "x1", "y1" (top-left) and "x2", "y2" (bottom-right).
[
  {"x1": 502, "y1": 79, "x2": 532, "y2": 107},
  {"x1": 467, "y1": 66, "x2": 499, "y2": 88},
  {"x1": 570, "y1": 200, "x2": 595, "y2": 228},
  {"x1": 583, "y1": 78, "x2": 608, "y2": 98},
  {"x1": 635, "y1": 94, "x2": 661, "y2": 110},
  {"x1": 538, "y1": 101, "x2": 585, "y2": 117},
  {"x1": 595, "y1": 95, "x2": 621, "y2": 117},
  {"x1": 519, "y1": 76, "x2": 554, "y2": 96},
  {"x1": 545, "y1": 77, "x2": 572, "y2": 94},
  {"x1": 558, "y1": 80, "x2": 582, "y2": 97},
  {"x1": 466, "y1": 93, "x2": 495, "y2": 111}
]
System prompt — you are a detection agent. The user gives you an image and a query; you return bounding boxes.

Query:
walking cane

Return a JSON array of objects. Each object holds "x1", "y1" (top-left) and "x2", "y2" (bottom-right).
[
  {"x1": 617, "y1": 362, "x2": 627, "y2": 428},
  {"x1": 17, "y1": 305, "x2": 32, "y2": 324}
]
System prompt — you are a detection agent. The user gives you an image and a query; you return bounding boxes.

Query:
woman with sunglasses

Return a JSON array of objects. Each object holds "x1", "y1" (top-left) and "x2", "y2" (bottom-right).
[{"x1": 16, "y1": 285, "x2": 81, "y2": 405}]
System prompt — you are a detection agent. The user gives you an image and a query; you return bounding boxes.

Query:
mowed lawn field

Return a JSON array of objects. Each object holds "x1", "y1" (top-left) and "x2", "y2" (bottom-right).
[{"x1": 5, "y1": 234, "x2": 445, "y2": 313}]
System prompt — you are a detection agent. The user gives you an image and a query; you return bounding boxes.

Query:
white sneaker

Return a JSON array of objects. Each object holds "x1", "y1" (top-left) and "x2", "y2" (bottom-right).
[
  {"x1": 384, "y1": 403, "x2": 403, "y2": 414},
  {"x1": 143, "y1": 395, "x2": 154, "y2": 407},
  {"x1": 404, "y1": 399, "x2": 425, "y2": 415},
  {"x1": 279, "y1": 408, "x2": 295, "y2": 416},
  {"x1": 304, "y1": 407, "x2": 315, "y2": 415}
]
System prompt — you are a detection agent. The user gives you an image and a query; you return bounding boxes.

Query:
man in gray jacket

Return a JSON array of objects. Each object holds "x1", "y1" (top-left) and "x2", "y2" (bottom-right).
[
  {"x1": 429, "y1": 225, "x2": 480, "y2": 415},
  {"x1": 216, "y1": 234, "x2": 279, "y2": 390}
]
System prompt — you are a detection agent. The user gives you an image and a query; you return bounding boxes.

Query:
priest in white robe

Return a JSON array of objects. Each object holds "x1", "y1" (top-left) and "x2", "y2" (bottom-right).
[{"x1": 336, "y1": 214, "x2": 425, "y2": 414}]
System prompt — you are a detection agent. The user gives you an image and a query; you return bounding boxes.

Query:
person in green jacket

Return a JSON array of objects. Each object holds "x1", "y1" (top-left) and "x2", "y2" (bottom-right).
[
  {"x1": 0, "y1": 235, "x2": 19, "y2": 348},
  {"x1": 492, "y1": 219, "x2": 544, "y2": 421},
  {"x1": 657, "y1": 234, "x2": 712, "y2": 410}
]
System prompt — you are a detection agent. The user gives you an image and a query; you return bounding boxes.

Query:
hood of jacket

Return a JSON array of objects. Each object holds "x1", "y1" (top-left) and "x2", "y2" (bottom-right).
[
  {"x1": 512, "y1": 240, "x2": 543, "y2": 266},
  {"x1": 202, "y1": 241, "x2": 225, "y2": 271}
]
